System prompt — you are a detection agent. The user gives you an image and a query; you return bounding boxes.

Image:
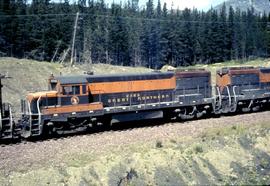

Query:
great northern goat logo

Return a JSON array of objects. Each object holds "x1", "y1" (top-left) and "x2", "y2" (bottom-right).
[{"x1": 71, "y1": 96, "x2": 79, "y2": 105}]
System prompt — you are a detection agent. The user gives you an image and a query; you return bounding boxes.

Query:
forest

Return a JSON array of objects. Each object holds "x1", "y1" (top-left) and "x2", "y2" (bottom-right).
[{"x1": 0, "y1": 0, "x2": 270, "y2": 68}]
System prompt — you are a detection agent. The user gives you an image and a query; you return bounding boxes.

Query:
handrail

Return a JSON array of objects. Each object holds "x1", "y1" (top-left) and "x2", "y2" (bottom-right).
[
  {"x1": 190, "y1": 106, "x2": 197, "y2": 115},
  {"x1": 216, "y1": 86, "x2": 222, "y2": 109},
  {"x1": 37, "y1": 96, "x2": 42, "y2": 135},
  {"x1": 233, "y1": 86, "x2": 238, "y2": 103},
  {"x1": 9, "y1": 104, "x2": 13, "y2": 134},
  {"x1": 248, "y1": 100, "x2": 253, "y2": 109},
  {"x1": 226, "y1": 86, "x2": 232, "y2": 107},
  {"x1": 27, "y1": 100, "x2": 32, "y2": 133},
  {"x1": 232, "y1": 86, "x2": 238, "y2": 112},
  {"x1": 0, "y1": 109, "x2": 2, "y2": 131}
]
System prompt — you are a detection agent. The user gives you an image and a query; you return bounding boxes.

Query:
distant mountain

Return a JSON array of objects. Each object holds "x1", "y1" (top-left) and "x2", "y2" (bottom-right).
[{"x1": 214, "y1": 0, "x2": 270, "y2": 14}]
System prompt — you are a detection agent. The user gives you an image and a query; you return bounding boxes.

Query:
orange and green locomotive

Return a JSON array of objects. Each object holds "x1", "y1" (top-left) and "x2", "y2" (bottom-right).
[{"x1": 19, "y1": 70, "x2": 212, "y2": 137}]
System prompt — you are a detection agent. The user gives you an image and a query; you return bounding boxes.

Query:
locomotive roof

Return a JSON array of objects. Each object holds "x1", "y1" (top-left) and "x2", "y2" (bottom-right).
[
  {"x1": 260, "y1": 67, "x2": 270, "y2": 73},
  {"x1": 53, "y1": 76, "x2": 88, "y2": 85},
  {"x1": 175, "y1": 69, "x2": 210, "y2": 78},
  {"x1": 217, "y1": 66, "x2": 259, "y2": 75},
  {"x1": 54, "y1": 71, "x2": 174, "y2": 85}
]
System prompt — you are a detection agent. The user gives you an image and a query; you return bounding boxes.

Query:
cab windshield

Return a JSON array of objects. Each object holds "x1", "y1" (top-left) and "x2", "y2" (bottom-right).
[{"x1": 30, "y1": 96, "x2": 58, "y2": 113}]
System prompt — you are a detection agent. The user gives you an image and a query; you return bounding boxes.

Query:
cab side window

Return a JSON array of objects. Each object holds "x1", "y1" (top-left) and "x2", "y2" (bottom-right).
[
  {"x1": 82, "y1": 85, "x2": 87, "y2": 94},
  {"x1": 50, "y1": 83, "x2": 57, "y2": 90},
  {"x1": 63, "y1": 85, "x2": 80, "y2": 95},
  {"x1": 72, "y1": 86, "x2": 80, "y2": 95},
  {"x1": 63, "y1": 86, "x2": 72, "y2": 95}
]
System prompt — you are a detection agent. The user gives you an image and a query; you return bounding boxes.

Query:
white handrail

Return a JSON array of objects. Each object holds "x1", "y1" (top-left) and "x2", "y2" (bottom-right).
[
  {"x1": 226, "y1": 86, "x2": 232, "y2": 107},
  {"x1": 248, "y1": 100, "x2": 253, "y2": 109},
  {"x1": 232, "y1": 86, "x2": 238, "y2": 112},
  {"x1": 216, "y1": 86, "x2": 222, "y2": 109},
  {"x1": 9, "y1": 105, "x2": 13, "y2": 133},
  {"x1": 27, "y1": 100, "x2": 32, "y2": 133},
  {"x1": 37, "y1": 96, "x2": 42, "y2": 134},
  {"x1": 0, "y1": 109, "x2": 2, "y2": 131},
  {"x1": 233, "y1": 86, "x2": 237, "y2": 104}
]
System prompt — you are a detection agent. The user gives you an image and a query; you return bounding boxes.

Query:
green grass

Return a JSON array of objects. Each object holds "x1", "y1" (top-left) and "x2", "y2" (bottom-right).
[{"x1": 1, "y1": 122, "x2": 269, "y2": 186}]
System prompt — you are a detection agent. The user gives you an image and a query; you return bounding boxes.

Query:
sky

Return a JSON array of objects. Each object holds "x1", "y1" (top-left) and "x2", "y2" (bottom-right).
[
  {"x1": 60, "y1": 0, "x2": 227, "y2": 11},
  {"x1": 107, "y1": 0, "x2": 226, "y2": 10}
]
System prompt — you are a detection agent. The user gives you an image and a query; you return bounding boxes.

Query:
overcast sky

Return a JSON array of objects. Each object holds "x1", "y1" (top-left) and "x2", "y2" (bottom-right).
[
  {"x1": 106, "y1": 0, "x2": 226, "y2": 10},
  {"x1": 64, "y1": 0, "x2": 226, "y2": 10},
  {"x1": 127, "y1": 0, "x2": 224, "y2": 10}
]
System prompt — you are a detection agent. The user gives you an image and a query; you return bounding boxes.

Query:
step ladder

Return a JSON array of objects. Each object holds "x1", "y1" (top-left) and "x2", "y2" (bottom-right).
[
  {"x1": 0, "y1": 104, "x2": 15, "y2": 139},
  {"x1": 29, "y1": 114, "x2": 42, "y2": 136},
  {"x1": 214, "y1": 87, "x2": 222, "y2": 114},
  {"x1": 23, "y1": 96, "x2": 42, "y2": 138}
]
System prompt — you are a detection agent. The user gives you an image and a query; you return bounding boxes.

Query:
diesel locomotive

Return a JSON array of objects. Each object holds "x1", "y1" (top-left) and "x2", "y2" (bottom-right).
[
  {"x1": 216, "y1": 67, "x2": 270, "y2": 113},
  {"x1": 20, "y1": 69, "x2": 212, "y2": 137},
  {"x1": 1, "y1": 66, "x2": 270, "y2": 140}
]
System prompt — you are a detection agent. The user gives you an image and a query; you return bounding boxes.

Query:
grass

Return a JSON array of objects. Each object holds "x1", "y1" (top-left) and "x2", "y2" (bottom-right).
[{"x1": 1, "y1": 122, "x2": 269, "y2": 186}]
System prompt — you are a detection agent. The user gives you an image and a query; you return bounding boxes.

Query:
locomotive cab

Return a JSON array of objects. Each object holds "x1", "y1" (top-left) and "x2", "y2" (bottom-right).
[
  {"x1": 48, "y1": 75, "x2": 90, "y2": 107},
  {"x1": 21, "y1": 75, "x2": 103, "y2": 138}
]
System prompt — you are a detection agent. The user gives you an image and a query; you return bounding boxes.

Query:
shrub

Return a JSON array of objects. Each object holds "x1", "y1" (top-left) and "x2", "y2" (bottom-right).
[
  {"x1": 156, "y1": 141, "x2": 163, "y2": 148},
  {"x1": 194, "y1": 145, "x2": 203, "y2": 153}
]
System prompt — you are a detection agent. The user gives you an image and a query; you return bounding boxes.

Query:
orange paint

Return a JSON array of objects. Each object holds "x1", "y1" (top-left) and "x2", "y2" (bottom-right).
[
  {"x1": 27, "y1": 91, "x2": 58, "y2": 102},
  {"x1": 259, "y1": 72, "x2": 270, "y2": 83},
  {"x1": 42, "y1": 102, "x2": 103, "y2": 115},
  {"x1": 88, "y1": 77, "x2": 176, "y2": 95},
  {"x1": 216, "y1": 74, "x2": 231, "y2": 87}
]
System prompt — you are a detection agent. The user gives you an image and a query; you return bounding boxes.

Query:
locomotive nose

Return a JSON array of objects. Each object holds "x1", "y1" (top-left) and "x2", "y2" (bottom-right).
[{"x1": 26, "y1": 91, "x2": 58, "y2": 103}]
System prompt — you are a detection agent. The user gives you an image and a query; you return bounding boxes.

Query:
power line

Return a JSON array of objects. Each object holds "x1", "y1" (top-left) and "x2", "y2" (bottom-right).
[{"x1": 0, "y1": 12, "x2": 269, "y2": 25}]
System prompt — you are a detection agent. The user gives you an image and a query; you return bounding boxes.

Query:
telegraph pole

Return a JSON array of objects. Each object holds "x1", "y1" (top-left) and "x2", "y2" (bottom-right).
[{"x1": 70, "y1": 12, "x2": 79, "y2": 67}]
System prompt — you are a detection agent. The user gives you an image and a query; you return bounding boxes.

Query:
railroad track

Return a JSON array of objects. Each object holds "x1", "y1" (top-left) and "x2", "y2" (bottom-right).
[{"x1": 0, "y1": 109, "x2": 269, "y2": 147}]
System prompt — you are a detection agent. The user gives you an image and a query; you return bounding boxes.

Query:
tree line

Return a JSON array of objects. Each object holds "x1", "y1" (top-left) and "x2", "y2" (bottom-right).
[{"x1": 0, "y1": 0, "x2": 270, "y2": 68}]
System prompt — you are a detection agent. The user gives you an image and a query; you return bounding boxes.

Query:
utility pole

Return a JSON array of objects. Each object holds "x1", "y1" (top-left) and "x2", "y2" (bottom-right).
[{"x1": 70, "y1": 12, "x2": 79, "y2": 67}]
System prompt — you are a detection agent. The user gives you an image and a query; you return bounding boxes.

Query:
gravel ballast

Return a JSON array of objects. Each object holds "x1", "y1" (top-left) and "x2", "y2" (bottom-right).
[{"x1": 0, "y1": 111, "x2": 270, "y2": 175}]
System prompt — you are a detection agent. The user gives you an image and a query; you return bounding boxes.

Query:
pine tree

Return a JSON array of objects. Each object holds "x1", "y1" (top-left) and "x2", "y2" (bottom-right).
[
  {"x1": 13, "y1": 0, "x2": 27, "y2": 57},
  {"x1": 218, "y1": 3, "x2": 229, "y2": 62},
  {"x1": 108, "y1": 3, "x2": 130, "y2": 66},
  {"x1": 0, "y1": 0, "x2": 269, "y2": 66},
  {"x1": 228, "y1": 6, "x2": 236, "y2": 59}
]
